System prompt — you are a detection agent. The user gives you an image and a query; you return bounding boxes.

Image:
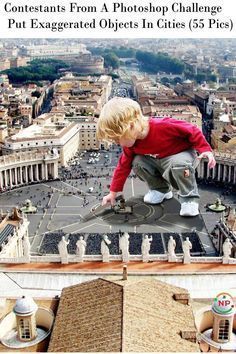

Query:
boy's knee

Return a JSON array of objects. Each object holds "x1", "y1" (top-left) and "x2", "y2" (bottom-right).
[
  {"x1": 132, "y1": 155, "x2": 153, "y2": 177},
  {"x1": 132, "y1": 155, "x2": 147, "y2": 168}
]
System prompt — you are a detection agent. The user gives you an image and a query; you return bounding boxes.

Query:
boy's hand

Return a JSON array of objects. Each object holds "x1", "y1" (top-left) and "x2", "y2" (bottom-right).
[
  {"x1": 102, "y1": 191, "x2": 117, "y2": 206},
  {"x1": 197, "y1": 151, "x2": 216, "y2": 169}
]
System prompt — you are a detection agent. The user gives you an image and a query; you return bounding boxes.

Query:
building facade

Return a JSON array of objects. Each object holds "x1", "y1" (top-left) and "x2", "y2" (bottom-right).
[
  {"x1": 197, "y1": 152, "x2": 236, "y2": 184},
  {"x1": 0, "y1": 150, "x2": 59, "y2": 191},
  {"x1": 2, "y1": 113, "x2": 80, "y2": 167}
]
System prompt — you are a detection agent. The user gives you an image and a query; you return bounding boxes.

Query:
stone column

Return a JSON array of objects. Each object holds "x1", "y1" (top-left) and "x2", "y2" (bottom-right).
[
  {"x1": 217, "y1": 164, "x2": 221, "y2": 181},
  {"x1": 200, "y1": 161, "x2": 204, "y2": 178},
  {"x1": 41, "y1": 164, "x2": 45, "y2": 180},
  {"x1": 19, "y1": 166, "x2": 23, "y2": 184},
  {"x1": 0, "y1": 171, "x2": 3, "y2": 190},
  {"x1": 212, "y1": 164, "x2": 216, "y2": 179},
  {"x1": 30, "y1": 165, "x2": 33, "y2": 182},
  {"x1": 14, "y1": 168, "x2": 18, "y2": 186},
  {"x1": 25, "y1": 166, "x2": 28, "y2": 183},
  {"x1": 9, "y1": 169, "x2": 13, "y2": 188},
  {"x1": 35, "y1": 164, "x2": 39, "y2": 181},
  {"x1": 233, "y1": 166, "x2": 236, "y2": 184},
  {"x1": 4, "y1": 170, "x2": 8, "y2": 188},
  {"x1": 196, "y1": 162, "x2": 201, "y2": 177},
  {"x1": 228, "y1": 165, "x2": 232, "y2": 183},
  {"x1": 45, "y1": 163, "x2": 48, "y2": 180},
  {"x1": 206, "y1": 163, "x2": 210, "y2": 178},
  {"x1": 223, "y1": 165, "x2": 227, "y2": 182}
]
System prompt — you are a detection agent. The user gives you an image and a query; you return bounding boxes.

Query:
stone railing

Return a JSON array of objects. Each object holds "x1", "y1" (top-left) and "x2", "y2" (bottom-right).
[{"x1": 0, "y1": 254, "x2": 235, "y2": 265}]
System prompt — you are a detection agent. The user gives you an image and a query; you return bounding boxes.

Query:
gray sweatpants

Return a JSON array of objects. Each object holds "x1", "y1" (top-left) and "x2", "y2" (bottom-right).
[{"x1": 132, "y1": 149, "x2": 200, "y2": 203}]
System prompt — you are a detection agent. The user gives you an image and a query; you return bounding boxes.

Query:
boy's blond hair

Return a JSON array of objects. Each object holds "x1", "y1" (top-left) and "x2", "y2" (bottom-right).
[{"x1": 96, "y1": 97, "x2": 148, "y2": 142}]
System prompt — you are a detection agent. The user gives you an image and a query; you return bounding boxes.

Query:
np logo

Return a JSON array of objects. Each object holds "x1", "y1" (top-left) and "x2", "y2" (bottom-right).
[{"x1": 213, "y1": 292, "x2": 235, "y2": 315}]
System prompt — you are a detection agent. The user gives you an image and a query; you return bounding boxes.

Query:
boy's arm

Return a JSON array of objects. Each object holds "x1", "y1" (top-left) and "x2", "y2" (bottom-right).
[
  {"x1": 197, "y1": 151, "x2": 216, "y2": 168},
  {"x1": 168, "y1": 118, "x2": 216, "y2": 168},
  {"x1": 110, "y1": 147, "x2": 134, "y2": 192}
]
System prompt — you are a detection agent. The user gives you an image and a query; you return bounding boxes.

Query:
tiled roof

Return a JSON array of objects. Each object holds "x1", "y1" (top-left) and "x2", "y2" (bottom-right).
[
  {"x1": 48, "y1": 278, "x2": 198, "y2": 352},
  {"x1": 48, "y1": 278, "x2": 123, "y2": 352},
  {"x1": 118, "y1": 278, "x2": 198, "y2": 352}
]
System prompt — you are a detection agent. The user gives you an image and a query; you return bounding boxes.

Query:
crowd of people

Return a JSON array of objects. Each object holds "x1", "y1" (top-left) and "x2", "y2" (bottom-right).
[{"x1": 38, "y1": 231, "x2": 204, "y2": 256}]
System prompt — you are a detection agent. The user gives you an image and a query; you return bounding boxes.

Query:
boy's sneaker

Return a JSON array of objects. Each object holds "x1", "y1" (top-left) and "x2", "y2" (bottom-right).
[
  {"x1": 144, "y1": 190, "x2": 173, "y2": 204},
  {"x1": 180, "y1": 202, "x2": 199, "y2": 216}
]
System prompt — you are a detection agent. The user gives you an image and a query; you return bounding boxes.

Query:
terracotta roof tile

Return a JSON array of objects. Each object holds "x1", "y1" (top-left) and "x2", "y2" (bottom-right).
[
  {"x1": 48, "y1": 278, "x2": 199, "y2": 352},
  {"x1": 48, "y1": 279, "x2": 123, "y2": 352}
]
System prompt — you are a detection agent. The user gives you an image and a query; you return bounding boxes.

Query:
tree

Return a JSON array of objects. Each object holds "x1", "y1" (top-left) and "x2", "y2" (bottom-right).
[
  {"x1": 1, "y1": 59, "x2": 69, "y2": 84},
  {"x1": 103, "y1": 53, "x2": 120, "y2": 69},
  {"x1": 135, "y1": 50, "x2": 185, "y2": 74}
]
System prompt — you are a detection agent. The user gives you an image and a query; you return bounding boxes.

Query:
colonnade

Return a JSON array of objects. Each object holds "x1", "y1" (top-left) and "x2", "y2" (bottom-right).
[
  {"x1": 197, "y1": 152, "x2": 236, "y2": 183},
  {"x1": 0, "y1": 151, "x2": 58, "y2": 191}
]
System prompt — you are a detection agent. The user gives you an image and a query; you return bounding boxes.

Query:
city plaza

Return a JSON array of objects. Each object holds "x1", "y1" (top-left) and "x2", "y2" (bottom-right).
[{"x1": 0, "y1": 148, "x2": 235, "y2": 257}]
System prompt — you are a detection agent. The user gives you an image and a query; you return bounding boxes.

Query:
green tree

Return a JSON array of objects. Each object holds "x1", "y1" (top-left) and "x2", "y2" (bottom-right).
[
  {"x1": 1, "y1": 59, "x2": 69, "y2": 84},
  {"x1": 135, "y1": 50, "x2": 185, "y2": 74},
  {"x1": 103, "y1": 53, "x2": 120, "y2": 69}
]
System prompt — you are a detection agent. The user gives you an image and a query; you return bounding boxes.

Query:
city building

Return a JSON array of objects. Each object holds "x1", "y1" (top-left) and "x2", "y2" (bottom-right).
[
  {"x1": 19, "y1": 43, "x2": 88, "y2": 59},
  {"x1": 141, "y1": 104, "x2": 202, "y2": 129},
  {"x1": 2, "y1": 112, "x2": 80, "y2": 167},
  {"x1": 0, "y1": 207, "x2": 30, "y2": 261},
  {"x1": 53, "y1": 73, "x2": 112, "y2": 116},
  {"x1": 0, "y1": 59, "x2": 10, "y2": 71},
  {"x1": 0, "y1": 150, "x2": 59, "y2": 191},
  {"x1": 218, "y1": 64, "x2": 236, "y2": 81},
  {"x1": 211, "y1": 207, "x2": 236, "y2": 257},
  {"x1": 9, "y1": 57, "x2": 29, "y2": 68}
]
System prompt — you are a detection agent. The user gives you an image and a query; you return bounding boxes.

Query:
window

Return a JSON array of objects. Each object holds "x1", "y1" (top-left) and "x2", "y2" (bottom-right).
[
  {"x1": 218, "y1": 319, "x2": 230, "y2": 340},
  {"x1": 19, "y1": 318, "x2": 31, "y2": 339}
]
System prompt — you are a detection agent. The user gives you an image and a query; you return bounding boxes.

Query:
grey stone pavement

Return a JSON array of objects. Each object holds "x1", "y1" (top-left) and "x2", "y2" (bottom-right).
[{"x1": 0, "y1": 150, "x2": 235, "y2": 256}]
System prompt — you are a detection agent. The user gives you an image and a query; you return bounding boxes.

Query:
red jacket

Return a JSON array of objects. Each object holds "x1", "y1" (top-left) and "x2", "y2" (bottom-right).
[{"x1": 110, "y1": 117, "x2": 212, "y2": 192}]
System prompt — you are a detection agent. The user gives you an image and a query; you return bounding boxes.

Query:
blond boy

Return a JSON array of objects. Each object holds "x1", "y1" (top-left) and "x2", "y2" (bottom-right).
[{"x1": 96, "y1": 97, "x2": 216, "y2": 216}]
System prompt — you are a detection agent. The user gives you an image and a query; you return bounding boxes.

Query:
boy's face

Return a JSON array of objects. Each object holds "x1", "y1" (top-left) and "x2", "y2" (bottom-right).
[
  {"x1": 118, "y1": 136, "x2": 136, "y2": 148},
  {"x1": 117, "y1": 122, "x2": 139, "y2": 147}
]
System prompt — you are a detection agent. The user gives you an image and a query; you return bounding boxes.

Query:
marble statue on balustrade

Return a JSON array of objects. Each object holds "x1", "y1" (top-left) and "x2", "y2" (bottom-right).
[
  {"x1": 119, "y1": 232, "x2": 130, "y2": 263},
  {"x1": 167, "y1": 235, "x2": 177, "y2": 262},
  {"x1": 182, "y1": 237, "x2": 192, "y2": 264},
  {"x1": 23, "y1": 236, "x2": 31, "y2": 261},
  {"x1": 76, "y1": 236, "x2": 87, "y2": 262},
  {"x1": 101, "y1": 234, "x2": 111, "y2": 262},
  {"x1": 58, "y1": 236, "x2": 70, "y2": 264},
  {"x1": 141, "y1": 234, "x2": 152, "y2": 262},
  {"x1": 222, "y1": 238, "x2": 233, "y2": 264}
]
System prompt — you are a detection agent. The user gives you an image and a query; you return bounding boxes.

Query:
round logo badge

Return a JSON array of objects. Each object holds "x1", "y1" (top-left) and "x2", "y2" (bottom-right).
[{"x1": 212, "y1": 292, "x2": 235, "y2": 315}]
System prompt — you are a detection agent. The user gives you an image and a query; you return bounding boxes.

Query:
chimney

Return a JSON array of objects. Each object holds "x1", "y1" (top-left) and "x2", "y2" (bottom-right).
[
  {"x1": 180, "y1": 330, "x2": 197, "y2": 343},
  {"x1": 173, "y1": 293, "x2": 190, "y2": 305},
  {"x1": 122, "y1": 265, "x2": 127, "y2": 280}
]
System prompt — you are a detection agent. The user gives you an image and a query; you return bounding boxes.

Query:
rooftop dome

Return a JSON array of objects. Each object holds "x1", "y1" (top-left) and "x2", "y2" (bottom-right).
[
  {"x1": 13, "y1": 296, "x2": 38, "y2": 316},
  {"x1": 212, "y1": 292, "x2": 235, "y2": 316}
]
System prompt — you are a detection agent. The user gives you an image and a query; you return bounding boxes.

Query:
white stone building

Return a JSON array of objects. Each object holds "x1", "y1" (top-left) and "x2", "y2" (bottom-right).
[
  {"x1": 0, "y1": 208, "x2": 30, "y2": 262},
  {"x1": 0, "y1": 150, "x2": 59, "y2": 191},
  {"x1": 2, "y1": 112, "x2": 80, "y2": 167}
]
